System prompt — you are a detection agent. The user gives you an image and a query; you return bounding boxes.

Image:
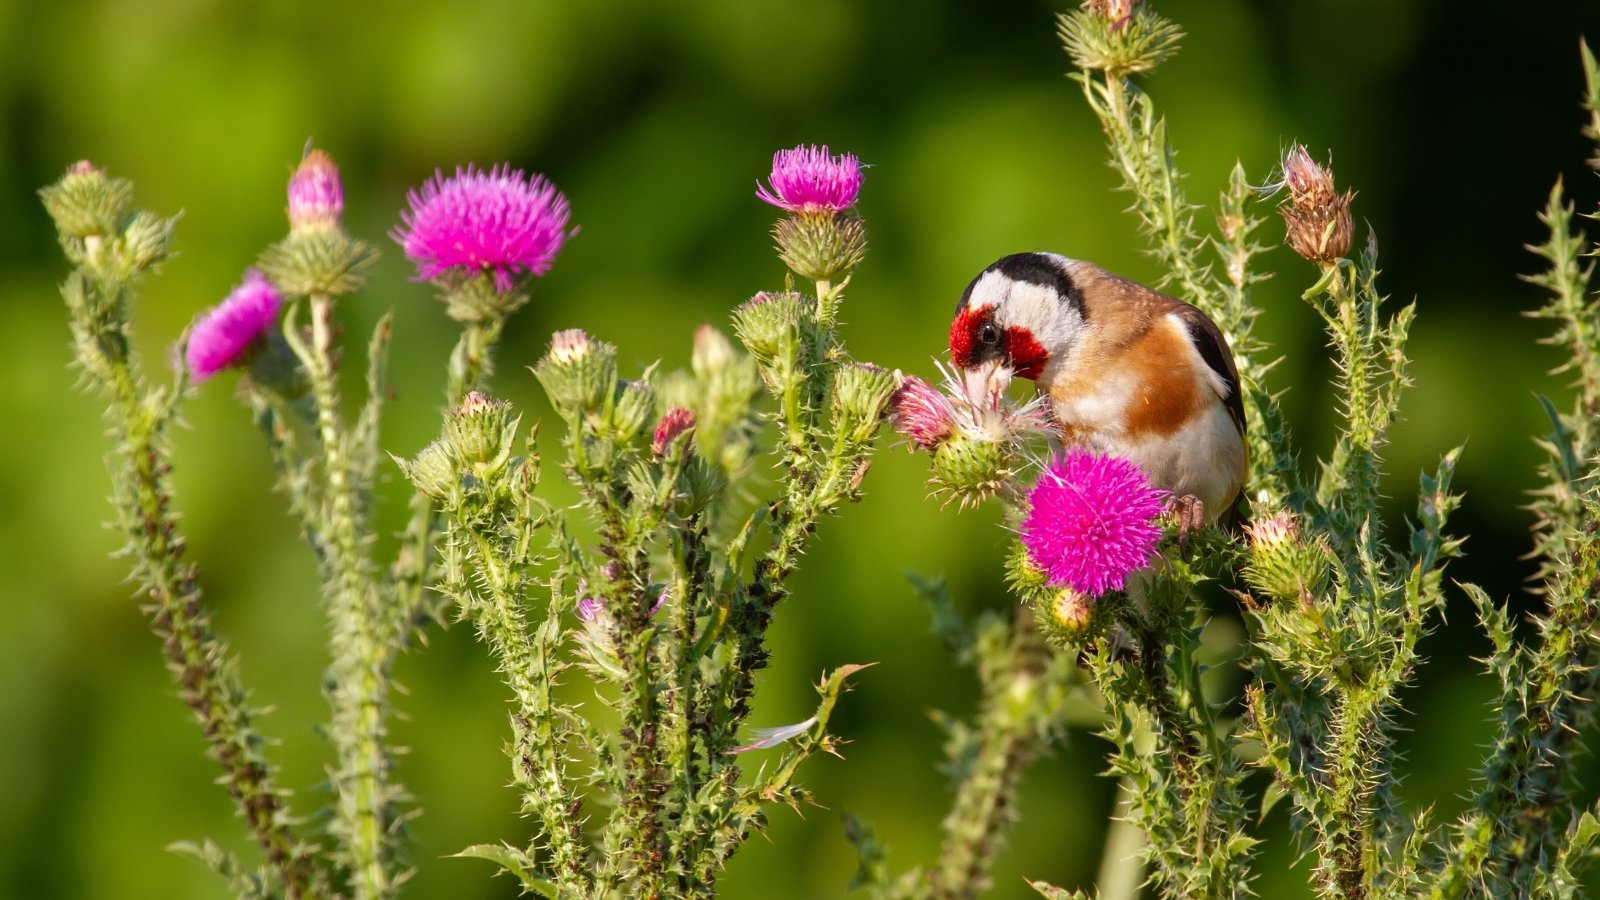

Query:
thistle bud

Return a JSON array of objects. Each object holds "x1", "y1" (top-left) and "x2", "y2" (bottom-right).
[
  {"x1": 830, "y1": 363, "x2": 897, "y2": 441},
  {"x1": 1242, "y1": 510, "x2": 1332, "y2": 604},
  {"x1": 1084, "y1": 0, "x2": 1140, "y2": 29},
  {"x1": 101, "y1": 209, "x2": 176, "y2": 281},
  {"x1": 254, "y1": 147, "x2": 375, "y2": 296},
  {"x1": 1278, "y1": 144, "x2": 1354, "y2": 264},
  {"x1": 929, "y1": 432, "x2": 1014, "y2": 509},
  {"x1": 609, "y1": 379, "x2": 656, "y2": 444},
  {"x1": 652, "y1": 407, "x2": 697, "y2": 457},
  {"x1": 1059, "y1": 0, "x2": 1181, "y2": 76},
  {"x1": 533, "y1": 328, "x2": 618, "y2": 413},
  {"x1": 444, "y1": 391, "x2": 519, "y2": 477},
  {"x1": 692, "y1": 324, "x2": 738, "y2": 381},
  {"x1": 1038, "y1": 587, "x2": 1100, "y2": 644},
  {"x1": 287, "y1": 148, "x2": 344, "y2": 235},
  {"x1": 730, "y1": 291, "x2": 805, "y2": 362},
  {"x1": 889, "y1": 374, "x2": 957, "y2": 451},
  {"x1": 772, "y1": 213, "x2": 867, "y2": 283},
  {"x1": 399, "y1": 439, "x2": 458, "y2": 501},
  {"x1": 39, "y1": 160, "x2": 132, "y2": 243},
  {"x1": 676, "y1": 455, "x2": 724, "y2": 516}
]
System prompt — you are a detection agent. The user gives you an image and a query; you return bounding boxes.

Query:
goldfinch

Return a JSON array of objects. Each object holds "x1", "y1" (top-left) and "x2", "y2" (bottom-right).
[{"x1": 949, "y1": 252, "x2": 1246, "y2": 528}]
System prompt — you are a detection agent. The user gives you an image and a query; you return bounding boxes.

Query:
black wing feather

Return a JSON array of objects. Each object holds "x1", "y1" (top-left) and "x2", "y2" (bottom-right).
[{"x1": 1174, "y1": 304, "x2": 1245, "y2": 437}]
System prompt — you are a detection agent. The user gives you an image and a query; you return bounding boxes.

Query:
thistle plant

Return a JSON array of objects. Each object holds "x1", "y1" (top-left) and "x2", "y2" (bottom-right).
[
  {"x1": 394, "y1": 142, "x2": 894, "y2": 896},
  {"x1": 46, "y1": 136, "x2": 911, "y2": 897},
  {"x1": 885, "y1": 3, "x2": 1600, "y2": 898},
  {"x1": 43, "y1": 147, "x2": 568, "y2": 898},
  {"x1": 39, "y1": 5, "x2": 1600, "y2": 899}
]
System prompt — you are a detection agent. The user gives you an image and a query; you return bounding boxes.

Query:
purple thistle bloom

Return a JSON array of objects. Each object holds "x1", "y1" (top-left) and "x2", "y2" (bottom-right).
[
  {"x1": 652, "y1": 407, "x2": 697, "y2": 456},
  {"x1": 185, "y1": 269, "x2": 283, "y2": 381},
  {"x1": 1020, "y1": 451, "x2": 1166, "y2": 596},
  {"x1": 889, "y1": 374, "x2": 956, "y2": 451},
  {"x1": 393, "y1": 164, "x2": 572, "y2": 292},
  {"x1": 576, "y1": 596, "x2": 604, "y2": 622},
  {"x1": 756, "y1": 144, "x2": 863, "y2": 214},
  {"x1": 287, "y1": 149, "x2": 343, "y2": 233}
]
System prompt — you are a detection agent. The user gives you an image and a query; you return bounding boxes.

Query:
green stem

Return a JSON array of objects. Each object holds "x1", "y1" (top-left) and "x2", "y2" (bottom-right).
[
  {"x1": 929, "y1": 618, "x2": 1044, "y2": 900},
  {"x1": 463, "y1": 529, "x2": 590, "y2": 887},
  {"x1": 392, "y1": 316, "x2": 505, "y2": 649},
  {"x1": 67, "y1": 264, "x2": 324, "y2": 897},
  {"x1": 304, "y1": 293, "x2": 391, "y2": 900},
  {"x1": 1094, "y1": 73, "x2": 1211, "y2": 306},
  {"x1": 1321, "y1": 689, "x2": 1377, "y2": 900},
  {"x1": 111, "y1": 370, "x2": 323, "y2": 899},
  {"x1": 814, "y1": 278, "x2": 834, "y2": 327},
  {"x1": 1097, "y1": 777, "x2": 1146, "y2": 900}
]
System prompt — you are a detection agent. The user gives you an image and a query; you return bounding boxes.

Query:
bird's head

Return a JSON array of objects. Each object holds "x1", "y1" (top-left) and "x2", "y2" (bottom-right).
[{"x1": 948, "y1": 252, "x2": 1085, "y2": 406}]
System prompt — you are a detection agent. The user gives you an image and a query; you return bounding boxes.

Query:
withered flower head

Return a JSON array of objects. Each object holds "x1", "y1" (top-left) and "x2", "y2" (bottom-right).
[{"x1": 1278, "y1": 144, "x2": 1354, "y2": 264}]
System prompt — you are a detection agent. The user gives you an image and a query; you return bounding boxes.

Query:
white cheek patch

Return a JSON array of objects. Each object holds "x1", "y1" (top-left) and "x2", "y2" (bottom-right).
[{"x1": 967, "y1": 268, "x2": 1085, "y2": 361}]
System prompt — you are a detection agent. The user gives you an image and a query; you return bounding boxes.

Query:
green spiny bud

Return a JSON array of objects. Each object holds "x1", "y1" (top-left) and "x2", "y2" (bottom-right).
[
  {"x1": 256, "y1": 229, "x2": 378, "y2": 298},
  {"x1": 243, "y1": 332, "x2": 309, "y2": 401},
  {"x1": 772, "y1": 212, "x2": 867, "y2": 282},
  {"x1": 1242, "y1": 510, "x2": 1332, "y2": 605},
  {"x1": 692, "y1": 324, "x2": 738, "y2": 380},
  {"x1": 436, "y1": 271, "x2": 529, "y2": 323},
  {"x1": 929, "y1": 431, "x2": 1016, "y2": 509},
  {"x1": 444, "y1": 390, "x2": 519, "y2": 478},
  {"x1": 533, "y1": 328, "x2": 618, "y2": 413},
  {"x1": 40, "y1": 161, "x2": 132, "y2": 243},
  {"x1": 114, "y1": 209, "x2": 178, "y2": 277},
  {"x1": 830, "y1": 362, "x2": 897, "y2": 443},
  {"x1": 1005, "y1": 541, "x2": 1053, "y2": 602},
  {"x1": 1057, "y1": 0, "x2": 1183, "y2": 76},
  {"x1": 676, "y1": 455, "x2": 724, "y2": 517},
  {"x1": 609, "y1": 379, "x2": 656, "y2": 445},
  {"x1": 399, "y1": 439, "x2": 458, "y2": 501},
  {"x1": 731, "y1": 291, "x2": 805, "y2": 363},
  {"x1": 1036, "y1": 587, "x2": 1104, "y2": 645}
]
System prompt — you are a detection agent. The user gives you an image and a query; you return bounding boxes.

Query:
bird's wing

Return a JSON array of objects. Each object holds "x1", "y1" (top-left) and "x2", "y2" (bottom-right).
[{"x1": 1173, "y1": 304, "x2": 1245, "y2": 437}]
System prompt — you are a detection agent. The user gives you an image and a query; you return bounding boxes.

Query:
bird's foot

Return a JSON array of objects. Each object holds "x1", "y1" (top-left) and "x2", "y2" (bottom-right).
[{"x1": 1173, "y1": 494, "x2": 1206, "y2": 558}]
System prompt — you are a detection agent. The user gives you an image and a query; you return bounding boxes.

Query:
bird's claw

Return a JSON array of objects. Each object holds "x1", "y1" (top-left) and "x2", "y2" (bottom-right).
[{"x1": 1173, "y1": 494, "x2": 1205, "y2": 558}]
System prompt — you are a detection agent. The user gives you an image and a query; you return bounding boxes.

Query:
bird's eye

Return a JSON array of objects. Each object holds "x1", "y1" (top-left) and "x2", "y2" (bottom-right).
[{"x1": 978, "y1": 322, "x2": 1001, "y2": 345}]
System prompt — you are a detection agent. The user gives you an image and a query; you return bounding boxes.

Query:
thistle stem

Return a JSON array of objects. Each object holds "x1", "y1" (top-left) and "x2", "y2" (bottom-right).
[
  {"x1": 1096, "y1": 777, "x2": 1146, "y2": 900},
  {"x1": 304, "y1": 292, "x2": 392, "y2": 899},
  {"x1": 463, "y1": 529, "x2": 590, "y2": 886},
  {"x1": 393, "y1": 316, "x2": 505, "y2": 649},
  {"x1": 110, "y1": 368, "x2": 323, "y2": 899}
]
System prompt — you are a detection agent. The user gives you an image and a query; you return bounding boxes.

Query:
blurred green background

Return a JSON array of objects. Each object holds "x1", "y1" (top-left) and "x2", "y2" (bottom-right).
[{"x1": 5, "y1": 0, "x2": 1600, "y2": 896}]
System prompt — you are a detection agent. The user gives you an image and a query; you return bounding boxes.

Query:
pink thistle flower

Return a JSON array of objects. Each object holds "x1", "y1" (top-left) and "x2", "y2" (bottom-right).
[
  {"x1": 287, "y1": 148, "x2": 343, "y2": 233},
  {"x1": 1280, "y1": 144, "x2": 1336, "y2": 207},
  {"x1": 185, "y1": 269, "x2": 283, "y2": 381},
  {"x1": 890, "y1": 375, "x2": 957, "y2": 451},
  {"x1": 756, "y1": 144, "x2": 863, "y2": 214},
  {"x1": 1020, "y1": 451, "x2": 1166, "y2": 595},
  {"x1": 575, "y1": 596, "x2": 604, "y2": 622},
  {"x1": 934, "y1": 359, "x2": 1052, "y2": 445},
  {"x1": 652, "y1": 407, "x2": 697, "y2": 456},
  {"x1": 393, "y1": 164, "x2": 572, "y2": 292}
]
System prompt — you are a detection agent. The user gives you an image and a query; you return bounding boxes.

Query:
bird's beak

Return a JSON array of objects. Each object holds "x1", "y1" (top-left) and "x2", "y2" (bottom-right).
[{"x1": 962, "y1": 359, "x2": 1014, "y2": 409}]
